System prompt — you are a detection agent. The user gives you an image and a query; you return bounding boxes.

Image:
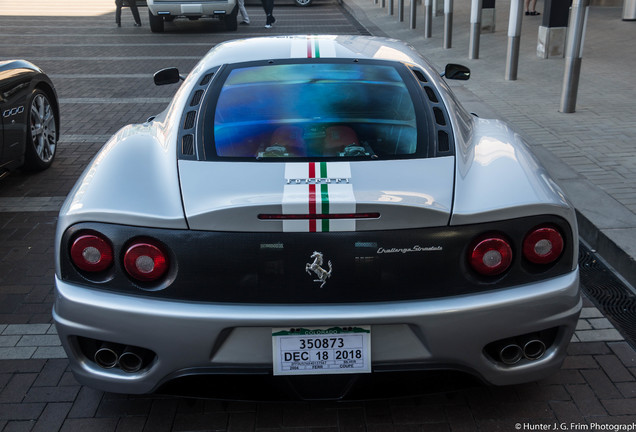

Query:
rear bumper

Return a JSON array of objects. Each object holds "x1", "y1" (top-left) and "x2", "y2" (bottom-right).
[
  {"x1": 53, "y1": 269, "x2": 581, "y2": 397},
  {"x1": 147, "y1": 0, "x2": 235, "y2": 16}
]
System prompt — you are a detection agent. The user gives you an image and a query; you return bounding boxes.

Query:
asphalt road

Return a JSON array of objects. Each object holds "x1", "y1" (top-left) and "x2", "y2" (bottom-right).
[{"x1": 0, "y1": 1, "x2": 635, "y2": 431}]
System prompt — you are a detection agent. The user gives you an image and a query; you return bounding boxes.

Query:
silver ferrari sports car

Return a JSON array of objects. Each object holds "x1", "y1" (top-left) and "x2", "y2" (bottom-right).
[
  {"x1": 54, "y1": 35, "x2": 581, "y2": 399},
  {"x1": 0, "y1": 60, "x2": 59, "y2": 177}
]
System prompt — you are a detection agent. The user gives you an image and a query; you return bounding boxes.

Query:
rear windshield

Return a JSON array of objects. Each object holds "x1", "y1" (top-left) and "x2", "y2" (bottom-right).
[{"x1": 203, "y1": 61, "x2": 429, "y2": 160}]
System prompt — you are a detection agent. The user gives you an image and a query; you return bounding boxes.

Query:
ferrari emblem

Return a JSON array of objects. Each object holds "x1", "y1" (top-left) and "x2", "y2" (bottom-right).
[{"x1": 305, "y1": 251, "x2": 333, "y2": 288}]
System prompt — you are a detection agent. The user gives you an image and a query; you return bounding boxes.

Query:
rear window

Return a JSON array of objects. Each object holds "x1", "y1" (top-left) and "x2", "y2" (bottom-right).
[{"x1": 202, "y1": 60, "x2": 431, "y2": 161}]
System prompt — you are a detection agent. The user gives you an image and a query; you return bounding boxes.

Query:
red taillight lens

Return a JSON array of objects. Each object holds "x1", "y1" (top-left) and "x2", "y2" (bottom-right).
[
  {"x1": 523, "y1": 226, "x2": 564, "y2": 264},
  {"x1": 70, "y1": 232, "x2": 113, "y2": 272},
  {"x1": 469, "y1": 237, "x2": 513, "y2": 276},
  {"x1": 123, "y1": 240, "x2": 169, "y2": 282}
]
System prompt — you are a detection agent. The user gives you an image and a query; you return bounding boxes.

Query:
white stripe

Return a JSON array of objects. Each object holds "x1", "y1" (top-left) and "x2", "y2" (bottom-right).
[
  {"x1": 291, "y1": 38, "x2": 308, "y2": 58},
  {"x1": 283, "y1": 164, "x2": 310, "y2": 232},
  {"x1": 323, "y1": 162, "x2": 351, "y2": 179},
  {"x1": 317, "y1": 39, "x2": 337, "y2": 58},
  {"x1": 325, "y1": 183, "x2": 356, "y2": 231}
]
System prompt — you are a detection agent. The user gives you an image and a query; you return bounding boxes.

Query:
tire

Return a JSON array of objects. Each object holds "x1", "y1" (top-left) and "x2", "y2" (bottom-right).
[
  {"x1": 224, "y1": 6, "x2": 238, "y2": 31},
  {"x1": 148, "y1": 9, "x2": 165, "y2": 32},
  {"x1": 295, "y1": 0, "x2": 312, "y2": 6},
  {"x1": 23, "y1": 89, "x2": 58, "y2": 171}
]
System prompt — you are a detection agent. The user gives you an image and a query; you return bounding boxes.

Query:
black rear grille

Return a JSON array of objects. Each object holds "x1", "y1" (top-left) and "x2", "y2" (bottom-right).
[
  {"x1": 184, "y1": 111, "x2": 196, "y2": 129},
  {"x1": 182, "y1": 134, "x2": 194, "y2": 155},
  {"x1": 61, "y1": 216, "x2": 575, "y2": 304},
  {"x1": 190, "y1": 90, "x2": 203, "y2": 107},
  {"x1": 200, "y1": 73, "x2": 214, "y2": 86}
]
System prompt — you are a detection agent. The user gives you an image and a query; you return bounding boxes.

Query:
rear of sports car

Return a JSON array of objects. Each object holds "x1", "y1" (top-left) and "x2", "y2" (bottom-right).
[{"x1": 53, "y1": 37, "x2": 581, "y2": 399}]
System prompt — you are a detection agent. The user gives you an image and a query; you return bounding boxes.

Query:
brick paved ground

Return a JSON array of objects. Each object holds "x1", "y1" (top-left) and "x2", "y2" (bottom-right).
[{"x1": 1, "y1": 0, "x2": 635, "y2": 430}]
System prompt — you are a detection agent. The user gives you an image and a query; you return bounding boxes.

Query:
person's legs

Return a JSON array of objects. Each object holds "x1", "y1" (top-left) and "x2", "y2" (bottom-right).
[
  {"x1": 115, "y1": 0, "x2": 123, "y2": 25},
  {"x1": 238, "y1": 0, "x2": 250, "y2": 23},
  {"x1": 261, "y1": 0, "x2": 274, "y2": 27},
  {"x1": 129, "y1": 0, "x2": 142, "y2": 25}
]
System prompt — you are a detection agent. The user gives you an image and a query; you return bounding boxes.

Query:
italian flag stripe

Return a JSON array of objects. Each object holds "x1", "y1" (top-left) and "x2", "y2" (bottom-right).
[
  {"x1": 306, "y1": 37, "x2": 321, "y2": 59},
  {"x1": 282, "y1": 162, "x2": 354, "y2": 232},
  {"x1": 320, "y1": 162, "x2": 329, "y2": 232}
]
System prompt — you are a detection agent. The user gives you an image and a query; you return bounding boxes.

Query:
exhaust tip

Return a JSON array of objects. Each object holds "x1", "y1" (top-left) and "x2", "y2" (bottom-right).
[
  {"x1": 94, "y1": 345, "x2": 119, "y2": 369},
  {"x1": 499, "y1": 344, "x2": 523, "y2": 365},
  {"x1": 119, "y1": 347, "x2": 144, "y2": 373},
  {"x1": 523, "y1": 339, "x2": 546, "y2": 360}
]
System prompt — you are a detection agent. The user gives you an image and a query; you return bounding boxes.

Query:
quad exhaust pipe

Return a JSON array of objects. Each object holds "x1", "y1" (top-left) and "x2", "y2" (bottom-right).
[
  {"x1": 94, "y1": 343, "x2": 120, "y2": 369},
  {"x1": 495, "y1": 335, "x2": 547, "y2": 365},
  {"x1": 93, "y1": 343, "x2": 150, "y2": 373}
]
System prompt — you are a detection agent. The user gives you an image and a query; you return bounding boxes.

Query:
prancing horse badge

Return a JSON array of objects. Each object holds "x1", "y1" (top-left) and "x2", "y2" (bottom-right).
[{"x1": 305, "y1": 251, "x2": 332, "y2": 288}]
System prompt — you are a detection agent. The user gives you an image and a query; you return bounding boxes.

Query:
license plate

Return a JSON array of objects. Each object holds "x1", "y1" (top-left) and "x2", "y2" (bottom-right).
[{"x1": 272, "y1": 326, "x2": 371, "y2": 376}]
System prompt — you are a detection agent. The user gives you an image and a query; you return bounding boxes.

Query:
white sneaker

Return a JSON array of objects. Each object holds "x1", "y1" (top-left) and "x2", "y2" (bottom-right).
[{"x1": 264, "y1": 24, "x2": 272, "y2": 28}]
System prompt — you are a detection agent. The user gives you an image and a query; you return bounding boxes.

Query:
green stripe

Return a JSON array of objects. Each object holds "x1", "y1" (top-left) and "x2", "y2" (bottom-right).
[
  {"x1": 320, "y1": 161, "x2": 328, "y2": 178},
  {"x1": 314, "y1": 39, "x2": 320, "y2": 58},
  {"x1": 320, "y1": 162, "x2": 328, "y2": 231},
  {"x1": 321, "y1": 183, "x2": 329, "y2": 232}
]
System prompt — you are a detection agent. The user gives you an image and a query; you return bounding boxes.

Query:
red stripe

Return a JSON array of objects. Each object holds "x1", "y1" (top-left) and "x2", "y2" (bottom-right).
[
  {"x1": 308, "y1": 163, "x2": 316, "y2": 232},
  {"x1": 307, "y1": 38, "x2": 312, "y2": 58}
]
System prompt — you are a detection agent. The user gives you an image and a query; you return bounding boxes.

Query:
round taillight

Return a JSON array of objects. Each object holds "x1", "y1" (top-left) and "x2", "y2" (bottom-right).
[
  {"x1": 523, "y1": 226, "x2": 564, "y2": 264},
  {"x1": 469, "y1": 237, "x2": 513, "y2": 276},
  {"x1": 123, "y1": 241, "x2": 168, "y2": 282},
  {"x1": 70, "y1": 233, "x2": 113, "y2": 272}
]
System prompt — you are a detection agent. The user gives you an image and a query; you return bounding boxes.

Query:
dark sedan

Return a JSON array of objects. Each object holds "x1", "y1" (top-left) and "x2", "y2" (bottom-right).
[{"x1": 0, "y1": 60, "x2": 59, "y2": 177}]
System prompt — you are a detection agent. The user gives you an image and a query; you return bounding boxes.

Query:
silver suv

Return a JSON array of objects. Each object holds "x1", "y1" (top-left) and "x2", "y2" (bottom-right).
[{"x1": 147, "y1": 0, "x2": 238, "y2": 32}]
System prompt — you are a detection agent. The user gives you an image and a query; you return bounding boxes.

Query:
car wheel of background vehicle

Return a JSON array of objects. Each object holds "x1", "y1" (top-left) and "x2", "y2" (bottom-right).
[
  {"x1": 224, "y1": 6, "x2": 238, "y2": 31},
  {"x1": 148, "y1": 10, "x2": 165, "y2": 32},
  {"x1": 295, "y1": 0, "x2": 312, "y2": 6},
  {"x1": 23, "y1": 89, "x2": 57, "y2": 171}
]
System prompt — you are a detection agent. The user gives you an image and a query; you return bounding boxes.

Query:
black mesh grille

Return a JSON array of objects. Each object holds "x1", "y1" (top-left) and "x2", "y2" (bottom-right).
[
  {"x1": 200, "y1": 73, "x2": 214, "y2": 86},
  {"x1": 190, "y1": 90, "x2": 203, "y2": 107},
  {"x1": 182, "y1": 134, "x2": 194, "y2": 155},
  {"x1": 433, "y1": 107, "x2": 446, "y2": 126},
  {"x1": 424, "y1": 87, "x2": 438, "y2": 103},
  {"x1": 438, "y1": 131, "x2": 450, "y2": 152},
  {"x1": 579, "y1": 243, "x2": 636, "y2": 349},
  {"x1": 184, "y1": 111, "x2": 196, "y2": 130}
]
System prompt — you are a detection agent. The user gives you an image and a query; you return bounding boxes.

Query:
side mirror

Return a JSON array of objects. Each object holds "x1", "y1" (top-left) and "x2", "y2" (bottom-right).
[
  {"x1": 443, "y1": 64, "x2": 470, "y2": 81},
  {"x1": 153, "y1": 67, "x2": 183, "y2": 86}
]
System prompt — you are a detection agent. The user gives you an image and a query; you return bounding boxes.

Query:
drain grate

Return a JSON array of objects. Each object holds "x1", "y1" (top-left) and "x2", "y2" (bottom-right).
[{"x1": 579, "y1": 242, "x2": 636, "y2": 349}]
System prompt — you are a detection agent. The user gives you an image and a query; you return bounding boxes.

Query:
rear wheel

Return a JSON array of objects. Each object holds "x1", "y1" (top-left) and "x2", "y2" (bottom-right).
[
  {"x1": 295, "y1": 0, "x2": 312, "y2": 6},
  {"x1": 24, "y1": 89, "x2": 58, "y2": 171},
  {"x1": 148, "y1": 9, "x2": 165, "y2": 32}
]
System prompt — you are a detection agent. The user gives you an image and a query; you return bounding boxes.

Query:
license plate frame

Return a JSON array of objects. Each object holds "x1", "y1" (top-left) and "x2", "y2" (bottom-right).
[{"x1": 272, "y1": 326, "x2": 371, "y2": 376}]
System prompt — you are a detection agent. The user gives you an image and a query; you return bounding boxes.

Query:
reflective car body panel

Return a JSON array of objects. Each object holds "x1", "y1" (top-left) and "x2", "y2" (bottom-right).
[
  {"x1": 178, "y1": 158, "x2": 455, "y2": 231},
  {"x1": 54, "y1": 35, "x2": 581, "y2": 398},
  {"x1": 0, "y1": 59, "x2": 59, "y2": 171}
]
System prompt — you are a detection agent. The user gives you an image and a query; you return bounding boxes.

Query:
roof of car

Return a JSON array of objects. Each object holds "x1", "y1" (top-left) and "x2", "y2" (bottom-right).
[{"x1": 195, "y1": 35, "x2": 435, "y2": 72}]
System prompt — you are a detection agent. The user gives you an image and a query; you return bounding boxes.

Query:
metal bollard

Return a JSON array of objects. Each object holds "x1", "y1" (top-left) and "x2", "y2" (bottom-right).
[
  {"x1": 388, "y1": 0, "x2": 394, "y2": 15},
  {"x1": 469, "y1": 0, "x2": 482, "y2": 59},
  {"x1": 424, "y1": 0, "x2": 432, "y2": 37},
  {"x1": 410, "y1": 0, "x2": 417, "y2": 29},
  {"x1": 560, "y1": 0, "x2": 590, "y2": 113},
  {"x1": 444, "y1": 0, "x2": 453, "y2": 48},
  {"x1": 398, "y1": 0, "x2": 405, "y2": 21},
  {"x1": 505, "y1": 0, "x2": 523, "y2": 80},
  {"x1": 424, "y1": 0, "x2": 433, "y2": 39}
]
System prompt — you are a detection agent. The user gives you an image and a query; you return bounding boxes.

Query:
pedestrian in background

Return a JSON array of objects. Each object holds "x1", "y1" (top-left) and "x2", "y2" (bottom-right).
[
  {"x1": 261, "y1": 0, "x2": 275, "y2": 28},
  {"x1": 525, "y1": 0, "x2": 540, "y2": 15},
  {"x1": 115, "y1": 0, "x2": 142, "y2": 27},
  {"x1": 238, "y1": 0, "x2": 250, "y2": 24}
]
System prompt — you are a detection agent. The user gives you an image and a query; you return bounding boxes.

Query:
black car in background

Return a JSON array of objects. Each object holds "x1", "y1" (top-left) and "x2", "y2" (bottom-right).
[{"x1": 0, "y1": 60, "x2": 59, "y2": 177}]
